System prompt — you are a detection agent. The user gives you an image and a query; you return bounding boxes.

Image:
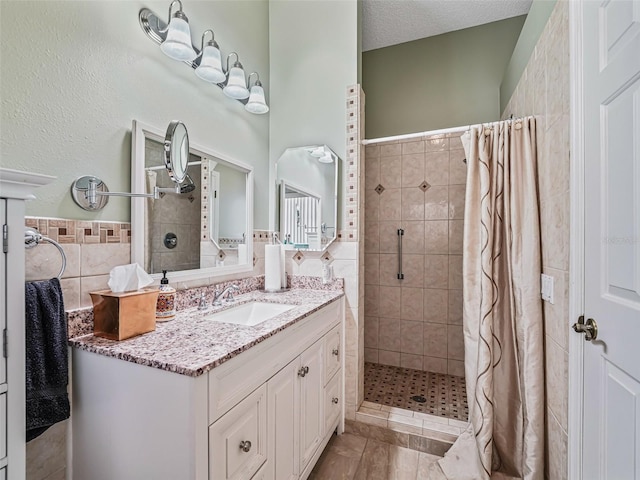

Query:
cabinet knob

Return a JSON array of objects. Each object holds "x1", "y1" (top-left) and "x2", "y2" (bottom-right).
[
  {"x1": 239, "y1": 440, "x2": 252, "y2": 453},
  {"x1": 332, "y1": 397, "x2": 339, "y2": 404},
  {"x1": 298, "y1": 366, "x2": 308, "y2": 377},
  {"x1": 332, "y1": 348, "x2": 339, "y2": 357}
]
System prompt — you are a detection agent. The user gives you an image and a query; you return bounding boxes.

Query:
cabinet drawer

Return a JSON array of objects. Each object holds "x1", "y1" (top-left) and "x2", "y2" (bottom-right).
[
  {"x1": 209, "y1": 385, "x2": 267, "y2": 480},
  {"x1": 324, "y1": 372, "x2": 341, "y2": 434},
  {"x1": 323, "y1": 325, "x2": 341, "y2": 385}
]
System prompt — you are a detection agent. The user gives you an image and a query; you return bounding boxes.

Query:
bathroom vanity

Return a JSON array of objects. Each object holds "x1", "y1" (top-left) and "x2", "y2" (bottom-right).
[{"x1": 70, "y1": 288, "x2": 344, "y2": 480}]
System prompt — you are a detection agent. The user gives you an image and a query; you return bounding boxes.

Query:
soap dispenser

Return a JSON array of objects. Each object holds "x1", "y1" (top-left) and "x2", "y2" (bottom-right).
[{"x1": 156, "y1": 270, "x2": 176, "y2": 321}]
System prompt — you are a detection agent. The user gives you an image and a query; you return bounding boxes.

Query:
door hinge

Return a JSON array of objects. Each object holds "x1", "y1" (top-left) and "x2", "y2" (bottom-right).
[
  {"x1": 3, "y1": 329, "x2": 7, "y2": 358},
  {"x1": 2, "y1": 223, "x2": 7, "y2": 253}
]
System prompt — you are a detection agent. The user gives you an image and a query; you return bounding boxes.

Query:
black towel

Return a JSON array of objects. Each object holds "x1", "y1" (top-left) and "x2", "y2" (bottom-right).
[{"x1": 25, "y1": 278, "x2": 70, "y2": 442}]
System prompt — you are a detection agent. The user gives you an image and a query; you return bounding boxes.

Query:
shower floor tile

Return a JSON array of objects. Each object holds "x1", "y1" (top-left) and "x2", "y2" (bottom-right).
[{"x1": 363, "y1": 363, "x2": 469, "y2": 421}]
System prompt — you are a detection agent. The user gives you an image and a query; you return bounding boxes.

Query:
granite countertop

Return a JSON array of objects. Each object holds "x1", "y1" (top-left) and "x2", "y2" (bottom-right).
[{"x1": 69, "y1": 288, "x2": 343, "y2": 377}]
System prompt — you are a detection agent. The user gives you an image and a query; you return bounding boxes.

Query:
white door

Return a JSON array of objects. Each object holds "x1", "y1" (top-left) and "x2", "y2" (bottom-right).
[{"x1": 581, "y1": 0, "x2": 640, "y2": 478}]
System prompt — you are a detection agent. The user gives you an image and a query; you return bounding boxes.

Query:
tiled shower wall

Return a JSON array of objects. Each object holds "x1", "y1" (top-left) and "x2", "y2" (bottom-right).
[
  {"x1": 501, "y1": 2, "x2": 570, "y2": 479},
  {"x1": 363, "y1": 133, "x2": 466, "y2": 376}
]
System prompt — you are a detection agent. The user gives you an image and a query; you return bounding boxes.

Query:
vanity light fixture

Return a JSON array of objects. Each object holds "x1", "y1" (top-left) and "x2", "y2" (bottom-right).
[
  {"x1": 138, "y1": 1, "x2": 268, "y2": 114},
  {"x1": 159, "y1": 0, "x2": 197, "y2": 62},
  {"x1": 194, "y1": 30, "x2": 225, "y2": 84},
  {"x1": 223, "y1": 53, "x2": 250, "y2": 100},
  {"x1": 245, "y1": 72, "x2": 269, "y2": 114}
]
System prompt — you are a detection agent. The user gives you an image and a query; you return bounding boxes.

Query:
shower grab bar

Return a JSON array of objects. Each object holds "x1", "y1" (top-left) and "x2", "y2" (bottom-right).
[
  {"x1": 24, "y1": 228, "x2": 67, "y2": 279},
  {"x1": 397, "y1": 228, "x2": 404, "y2": 280}
]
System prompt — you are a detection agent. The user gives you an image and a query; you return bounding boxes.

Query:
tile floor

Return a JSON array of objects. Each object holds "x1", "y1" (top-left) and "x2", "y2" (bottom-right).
[
  {"x1": 364, "y1": 363, "x2": 468, "y2": 421},
  {"x1": 309, "y1": 432, "x2": 441, "y2": 480}
]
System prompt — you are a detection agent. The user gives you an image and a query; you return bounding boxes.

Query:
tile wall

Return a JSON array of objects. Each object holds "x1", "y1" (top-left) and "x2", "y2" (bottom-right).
[
  {"x1": 363, "y1": 133, "x2": 466, "y2": 376},
  {"x1": 501, "y1": 2, "x2": 570, "y2": 479},
  {"x1": 145, "y1": 138, "x2": 202, "y2": 273}
]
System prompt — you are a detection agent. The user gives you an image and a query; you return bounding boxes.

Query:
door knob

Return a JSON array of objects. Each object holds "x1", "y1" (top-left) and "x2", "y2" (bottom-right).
[{"x1": 572, "y1": 315, "x2": 598, "y2": 341}]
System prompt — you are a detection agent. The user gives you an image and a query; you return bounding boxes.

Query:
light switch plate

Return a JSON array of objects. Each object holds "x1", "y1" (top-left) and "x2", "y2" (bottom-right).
[{"x1": 541, "y1": 274, "x2": 554, "y2": 304}]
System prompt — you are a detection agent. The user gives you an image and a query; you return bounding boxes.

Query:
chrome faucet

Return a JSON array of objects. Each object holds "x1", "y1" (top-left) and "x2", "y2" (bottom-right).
[{"x1": 212, "y1": 284, "x2": 240, "y2": 306}]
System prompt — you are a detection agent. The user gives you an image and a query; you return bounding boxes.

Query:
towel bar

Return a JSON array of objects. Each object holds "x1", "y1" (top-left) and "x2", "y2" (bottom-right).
[{"x1": 24, "y1": 228, "x2": 67, "y2": 279}]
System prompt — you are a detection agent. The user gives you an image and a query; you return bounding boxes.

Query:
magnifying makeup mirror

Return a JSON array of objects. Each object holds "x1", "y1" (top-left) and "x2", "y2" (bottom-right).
[
  {"x1": 164, "y1": 121, "x2": 190, "y2": 185},
  {"x1": 71, "y1": 121, "x2": 192, "y2": 211}
]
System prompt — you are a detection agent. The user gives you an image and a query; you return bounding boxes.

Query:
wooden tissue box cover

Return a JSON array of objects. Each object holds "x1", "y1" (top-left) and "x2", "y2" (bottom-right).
[{"x1": 90, "y1": 288, "x2": 160, "y2": 341}]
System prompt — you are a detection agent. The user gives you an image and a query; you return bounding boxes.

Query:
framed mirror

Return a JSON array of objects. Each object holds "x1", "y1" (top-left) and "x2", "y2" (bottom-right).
[
  {"x1": 131, "y1": 120, "x2": 253, "y2": 283},
  {"x1": 276, "y1": 145, "x2": 339, "y2": 252}
]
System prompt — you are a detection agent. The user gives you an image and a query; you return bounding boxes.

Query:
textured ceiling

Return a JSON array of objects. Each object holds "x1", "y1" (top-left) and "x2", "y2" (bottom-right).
[{"x1": 362, "y1": 0, "x2": 532, "y2": 52}]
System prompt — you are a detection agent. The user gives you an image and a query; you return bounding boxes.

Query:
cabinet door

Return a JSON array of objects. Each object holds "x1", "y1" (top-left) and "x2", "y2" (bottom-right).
[
  {"x1": 267, "y1": 359, "x2": 300, "y2": 480},
  {"x1": 209, "y1": 384, "x2": 267, "y2": 480},
  {"x1": 323, "y1": 325, "x2": 340, "y2": 385},
  {"x1": 298, "y1": 339, "x2": 324, "y2": 470},
  {"x1": 324, "y1": 372, "x2": 341, "y2": 435}
]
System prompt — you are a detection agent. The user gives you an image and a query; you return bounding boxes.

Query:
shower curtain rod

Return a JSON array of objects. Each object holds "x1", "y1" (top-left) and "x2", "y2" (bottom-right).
[
  {"x1": 362, "y1": 115, "x2": 518, "y2": 146},
  {"x1": 362, "y1": 124, "x2": 470, "y2": 145}
]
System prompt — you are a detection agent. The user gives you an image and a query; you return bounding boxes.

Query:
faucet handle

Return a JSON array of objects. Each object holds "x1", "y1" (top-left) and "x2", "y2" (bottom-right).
[
  {"x1": 197, "y1": 292, "x2": 208, "y2": 310},
  {"x1": 212, "y1": 287, "x2": 223, "y2": 306}
]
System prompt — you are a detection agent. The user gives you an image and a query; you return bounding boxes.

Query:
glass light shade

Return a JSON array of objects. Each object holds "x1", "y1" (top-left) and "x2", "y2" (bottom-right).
[
  {"x1": 223, "y1": 66, "x2": 249, "y2": 99},
  {"x1": 309, "y1": 147, "x2": 325, "y2": 158},
  {"x1": 318, "y1": 151, "x2": 334, "y2": 163},
  {"x1": 195, "y1": 45, "x2": 225, "y2": 83},
  {"x1": 244, "y1": 85, "x2": 269, "y2": 114},
  {"x1": 160, "y1": 17, "x2": 196, "y2": 62}
]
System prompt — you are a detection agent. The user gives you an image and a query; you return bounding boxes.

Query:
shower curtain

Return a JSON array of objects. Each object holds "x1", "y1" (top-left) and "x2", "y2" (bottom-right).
[{"x1": 428, "y1": 117, "x2": 544, "y2": 480}]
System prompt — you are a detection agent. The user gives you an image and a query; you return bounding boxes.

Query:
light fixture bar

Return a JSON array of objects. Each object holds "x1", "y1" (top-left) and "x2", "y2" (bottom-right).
[{"x1": 138, "y1": 7, "x2": 265, "y2": 109}]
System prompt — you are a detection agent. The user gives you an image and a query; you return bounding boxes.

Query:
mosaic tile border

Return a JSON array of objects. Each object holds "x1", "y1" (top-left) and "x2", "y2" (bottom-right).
[
  {"x1": 337, "y1": 85, "x2": 362, "y2": 242},
  {"x1": 25, "y1": 217, "x2": 131, "y2": 244},
  {"x1": 25, "y1": 217, "x2": 277, "y2": 246}
]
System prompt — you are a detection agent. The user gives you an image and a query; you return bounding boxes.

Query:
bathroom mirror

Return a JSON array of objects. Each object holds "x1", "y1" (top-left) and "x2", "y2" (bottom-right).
[
  {"x1": 276, "y1": 145, "x2": 339, "y2": 251},
  {"x1": 131, "y1": 120, "x2": 253, "y2": 283}
]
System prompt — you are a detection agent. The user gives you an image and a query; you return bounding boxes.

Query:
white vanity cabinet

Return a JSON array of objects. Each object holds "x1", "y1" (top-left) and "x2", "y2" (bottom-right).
[{"x1": 72, "y1": 296, "x2": 344, "y2": 480}]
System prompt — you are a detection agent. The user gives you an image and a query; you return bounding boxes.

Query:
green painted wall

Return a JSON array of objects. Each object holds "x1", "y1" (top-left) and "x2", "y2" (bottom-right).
[
  {"x1": 0, "y1": 1, "x2": 270, "y2": 225},
  {"x1": 362, "y1": 16, "x2": 526, "y2": 139},
  {"x1": 268, "y1": 0, "x2": 359, "y2": 230},
  {"x1": 500, "y1": 0, "x2": 558, "y2": 113}
]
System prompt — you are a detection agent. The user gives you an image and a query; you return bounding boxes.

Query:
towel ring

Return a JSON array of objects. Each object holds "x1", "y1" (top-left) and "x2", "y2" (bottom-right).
[{"x1": 24, "y1": 228, "x2": 67, "y2": 279}]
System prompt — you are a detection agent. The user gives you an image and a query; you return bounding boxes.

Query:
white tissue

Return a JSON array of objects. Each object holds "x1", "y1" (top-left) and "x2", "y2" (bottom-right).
[{"x1": 108, "y1": 263, "x2": 154, "y2": 293}]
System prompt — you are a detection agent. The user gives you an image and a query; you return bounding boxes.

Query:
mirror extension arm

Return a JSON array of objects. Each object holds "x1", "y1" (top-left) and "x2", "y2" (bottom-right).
[{"x1": 70, "y1": 175, "x2": 181, "y2": 211}]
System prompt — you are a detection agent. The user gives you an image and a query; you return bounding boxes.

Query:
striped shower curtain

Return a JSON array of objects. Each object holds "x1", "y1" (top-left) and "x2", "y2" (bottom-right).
[{"x1": 428, "y1": 117, "x2": 545, "y2": 479}]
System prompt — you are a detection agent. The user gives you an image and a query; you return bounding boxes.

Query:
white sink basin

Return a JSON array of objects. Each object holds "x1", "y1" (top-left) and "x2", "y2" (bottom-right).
[{"x1": 205, "y1": 301, "x2": 296, "y2": 326}]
